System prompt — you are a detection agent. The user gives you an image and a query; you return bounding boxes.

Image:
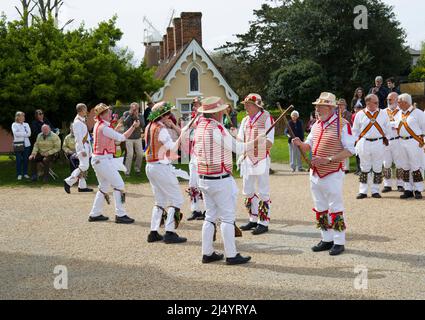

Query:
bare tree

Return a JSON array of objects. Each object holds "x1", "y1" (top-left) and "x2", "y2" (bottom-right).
[
  {"x1": 31, "y1": 0, "x2": 74, "y2": 29},
  {"x1": 15, "y1": 0, "x2": 37, "y2": 27}
]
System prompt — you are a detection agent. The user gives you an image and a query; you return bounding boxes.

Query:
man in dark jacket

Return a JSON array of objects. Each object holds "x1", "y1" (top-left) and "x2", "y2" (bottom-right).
[
  {"x1": 369, "y1": 76, "x2": 389, "y2": 109},
  {"x1": 285, "y1": 110, "x2": 304, "y2": 172}
]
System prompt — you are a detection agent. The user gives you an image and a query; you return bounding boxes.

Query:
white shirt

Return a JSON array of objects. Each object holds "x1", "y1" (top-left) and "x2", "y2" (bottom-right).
[
  {"x1": 352, "y1": 109, "x2": 391, "y2": 140},
  {"x1": 237, "y1": 111, "x2": 274, "y2": 168},
  {"x1": 394, "y1": 106, "x2": 425, "y2": 138},
  {"x1": 11, "y1": 122, "x2": 31, "y2": 147},
  {"x1": 305, "y1": 114, "x2": 356, "y2": 155},
  {"x1": 72, "y1": 115, "x2": 90, "y2": 154},
  {"x1": 384, "y1": 106, "x2": 401, "y2": 139}
]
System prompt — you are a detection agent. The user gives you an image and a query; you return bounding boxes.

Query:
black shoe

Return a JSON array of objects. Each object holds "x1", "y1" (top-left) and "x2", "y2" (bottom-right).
[
  {"x1": 147, "y1": 231, "x2": 163, "y2": 243},
  {"x1": 298, "y1": 168, "x2": 305, "y2": 172},
  {"x1": 163, "y1": 231, "x2": 187, "y2": 244},
  {"x1": 240, "y1": 221, "x2": 257, "y2": 231},
  {"x1": 196, "y1": 211, "x2": 206, "y2": 220},
  {"x1": 382, "y1": 186, "x2": 392, "y2": 193},
  {"x1": 312, "y1": 241, "x2": 334, "y2": 252},
  {"x1": 356, "y1": 193, "x2": 367, "y2": 199},
  {"x1": 187, "y1": 211, "x2": 203, "y2": 221},
  {"x1": 226, "y1": 253, "x2": 251, "y2": 265},
  {"x1": 252, "y1": 224, "x2": 269, "y2": 235},
  {"x1": 400, "y1": 191, "x2": 414, "y2": 199},
  {"x1": 202, "y1": 252, "x2": 224, "y2": 264},
  {"x1": 345, "y1": 170, "x2": 350, "y2": 174},
  {"x1": 397, "y1": 186, "x2": 405, "y2": 192},
  {"x1": 115, "y1": 215, "x2": 135, "y2": 224},
  {"x1": 329, "y1": 244, "x2": 345, "y2": 256},
  {"x1": 371, "y1": 193, "x2": 382, "y2": 199},
  {"x1": 88, "y1": 215, "x2": 109, "y2": 222},
  {"x1": 64, "y1": 181, "x2": 71, "y2": 194},
  {"x1": 414, "y1": 191, "x2": 423, "y2": 199},
  {"x1": 78, "y1": 188, "x2": 94, "y2": 192}
]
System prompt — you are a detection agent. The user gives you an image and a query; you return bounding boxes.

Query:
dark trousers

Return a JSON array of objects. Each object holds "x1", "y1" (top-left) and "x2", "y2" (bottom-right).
[
  {"x1": 30, "y1": 153, "x2": 58, "y2": 178},
  {"x1": 15, "y1": 146, "x2": 31, "y2": 176}
]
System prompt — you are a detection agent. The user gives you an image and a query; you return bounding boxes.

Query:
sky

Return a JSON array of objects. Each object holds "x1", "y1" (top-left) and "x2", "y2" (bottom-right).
[{"x1": 1, "y1": 0, "x2": 424, "y2": 63}]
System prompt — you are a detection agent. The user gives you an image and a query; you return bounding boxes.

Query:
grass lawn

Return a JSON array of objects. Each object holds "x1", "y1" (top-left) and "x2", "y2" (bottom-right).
[{"x1": 0, "y1": 154, "x2": 189, "y2": 187}]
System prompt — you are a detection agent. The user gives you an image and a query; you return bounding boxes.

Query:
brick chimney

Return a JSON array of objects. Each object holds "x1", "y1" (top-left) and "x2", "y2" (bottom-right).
[
  {"x1": 173, "y1": 17, "x2": 183, "y2": 52},
  {"x1": 159, "y1": 40, "x2": 164, "y2": 61},
  {"x1": 162, "y1": 34, "x2": 168, "y2": 59},
  {"x1": 181, "y1": 12, "x2": 202, "y2": 47},
  {"x1": 167, "y1": 27, "x2": 175, "y2": 57}
]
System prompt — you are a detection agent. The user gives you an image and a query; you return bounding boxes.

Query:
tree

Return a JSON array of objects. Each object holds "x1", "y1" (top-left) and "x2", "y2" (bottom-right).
[
  {"x1": 0, "y1": 15, "x2": 163, "y2": 131},
  {"x1": 15, "y1": 0, "x2": 37, "y2": 27},
  {"x1": 409, "y1": 42, "x2": 425, "y2": 82},
  {"x1": 267, "y1": 60, "x2": 328, "y2": 114},
  {"x1": 218, "y1": 0, "x2": 410, "y2": 115}
]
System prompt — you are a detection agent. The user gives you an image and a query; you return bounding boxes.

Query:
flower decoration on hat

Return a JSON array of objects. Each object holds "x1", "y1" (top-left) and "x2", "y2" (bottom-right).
[{"x1": 148, "y1": 101, "x2": 175, "y2": 122}]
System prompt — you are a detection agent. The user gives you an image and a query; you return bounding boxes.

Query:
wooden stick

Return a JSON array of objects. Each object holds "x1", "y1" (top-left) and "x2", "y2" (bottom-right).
[
  {"x1": 278, "y1": 105, "x2": 311, "y2": 168},
  {"x1": 265, "y1": 105, "x2": 294, "y2": 135}
]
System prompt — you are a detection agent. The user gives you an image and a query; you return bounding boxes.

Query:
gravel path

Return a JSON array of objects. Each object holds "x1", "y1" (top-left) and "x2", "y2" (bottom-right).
[{"x1": 1, "y1": 164, "x2": 425, "y2": 300}]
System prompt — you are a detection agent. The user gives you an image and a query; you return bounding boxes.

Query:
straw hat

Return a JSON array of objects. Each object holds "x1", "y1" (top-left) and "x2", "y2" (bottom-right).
[
  {"x1": 94, "y1": 103, "x2": 110, "y2": 117},
  {"x1": 241, "y1": 93, "x2": 264, "y2": 109},
  {"x1": 312, "y1": 92, "x2": 337, "y2": 107},
  {"x1": 197, "y1": 96, "x2": 229, "y2": 114}
]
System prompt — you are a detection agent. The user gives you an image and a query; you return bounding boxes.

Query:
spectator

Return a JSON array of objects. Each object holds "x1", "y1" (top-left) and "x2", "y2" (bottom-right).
[
  {"x1": 62, "y1": 125, "x2": 79, "y2": 174},
  {"x1": 305, "y1": 112, "x2": 317, "y2": 133},
  {"x1": 123, "y1": 102, "x2": 145, "y2": 175},
  {"x1": 223, "y1": 104, "x2": 238, "y2": 129},
  {"x1": 351, "y1": 87, "x2": 366, "y2": 111},
  {"x1": 29, "y1": 124, "x2": 61, "y2": 182},
  {"x1": 30, "y1": 109, "x2": 55, "y2": 147},
  {"x1": 337, "y1": 98, "x2": 353, "y2": 125},
  {"x1": 11, "y1": 111, "x2": 31, "y2": 180},
  {"x1": 285, "y1": 110, "x2": 304, "y2": 172},
  {"x1": 368, "y1": 76, "x2": 389, "y2": 109},
  {"x1": 144, "y1": 101, "x2": 153, "y2": 125},
  {"x1": 386, "y1": 77, "x2": 401, "y2": 94}
]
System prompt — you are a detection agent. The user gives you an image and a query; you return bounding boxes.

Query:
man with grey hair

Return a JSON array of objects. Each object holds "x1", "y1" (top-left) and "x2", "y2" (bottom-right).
[
  {"x1": 369, "y1": 76, "x2": 389, "y2": 109},
  {"x1": 382, "y1": 92, "x2": 404, "y2": 193},
  {"x1": 64, "y1": 103, "x2": 93, "y2": 193},
  {"x1": 352, "y1": 93, "x2": 391, "y2": 199},
  {"x1": 285, "y1": 110, "x2": 304, "y2": 172},
  {"x1": 394, "y1": 93, "x2": 425, "y2": 199},
  {"x1": 123, "y1": 102, "x2": 145, "y2": 176}
]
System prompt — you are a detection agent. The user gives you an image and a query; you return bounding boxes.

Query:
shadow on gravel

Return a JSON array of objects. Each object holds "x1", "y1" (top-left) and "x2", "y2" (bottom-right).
[
  {"x1": 0, "y1": 251, "x2": 367, "y2": 300},
  {"x1": 347, "y1": 249, "x2": 425, "y2": 268}
]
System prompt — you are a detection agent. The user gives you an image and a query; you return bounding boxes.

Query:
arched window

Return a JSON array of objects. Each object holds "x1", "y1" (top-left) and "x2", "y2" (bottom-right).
[{"x1": 189, "y1": 68, "x2": 199, "y2": 92}]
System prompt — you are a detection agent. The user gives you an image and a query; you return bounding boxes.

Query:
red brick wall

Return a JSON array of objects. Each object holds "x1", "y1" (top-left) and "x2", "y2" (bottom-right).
[
  {"x1": 181, "y1": 12, "x2": 202, "y2": 46},
  {"x1": 173, "y1": 18, "x2": 183, "y2": 52},
  {"x1": 167, "y1": 27, "x2": 175, "y2": 58}
]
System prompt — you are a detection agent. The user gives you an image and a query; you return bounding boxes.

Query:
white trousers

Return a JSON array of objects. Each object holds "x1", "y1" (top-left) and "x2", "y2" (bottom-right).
[
  {"x1": 242, "y1": 158, "x2": 271, "y2": 226},
  {"x1": 383, "y1": 139, "x2": 403, "y2": 188},
  {"x1": 357, "y1": 139, "x2": 385, "y2": 194},
  {"x1": 199, "y1": 176, "x2": 238, "y2": 258},
  {"x1": 398, "y1": 139, "x2": 424, "y2": 192},
  {"x1": 125, "y1": 139, "x2": 144, "y2": 174},
  {"x1": 310, "y1": 171, "x2": 346, "y2": 245},
  {"x1": 146, "y1": 163, "x2": 184, "y2": 232},
  {"x1": 188, "y1": 157, "x2": 204, "y2": 212},
  {"x1": 65, "y1": 143, "x2": 90, "y2": 189},
  {"x1": 89, "y1": 156, "x2": 127, "y2": 217}
]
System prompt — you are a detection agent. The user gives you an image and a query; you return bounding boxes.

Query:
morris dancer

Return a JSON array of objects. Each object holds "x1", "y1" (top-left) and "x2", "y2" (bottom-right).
[
  {"x1": 88, "y1": 103, "x2": 139, "y2": 224},
  {"x1": 293, "y1": 92, "x2": 355, "y2": 256},
  {"x1": 64, "y1": 103, "x2": 93, "y2": 193},
  {"x1": 145, "y1": 101, "x2": 187, "y2": 244},
  {"x1": 194, "y1": 96, "x2": 255, "y2": 264},
  {"x1": 186, "y1": 97, "x2": 206, "y2": 221},
  {"x1": 382, "y1": 92, "x2": 404, "y2": 193},
  {"x1": 395, "y1": 93, "x2": 425, "y2": 199},
  {"x1": 238, "y1": 93, "x2": 275, "y2": 235},
  {"x1": 352, "y1": 94, "x2": 391, "y2": 199}
]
